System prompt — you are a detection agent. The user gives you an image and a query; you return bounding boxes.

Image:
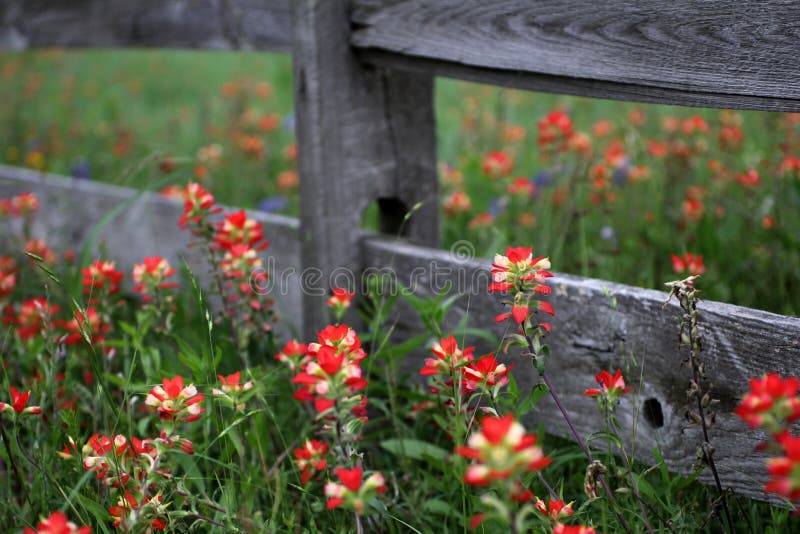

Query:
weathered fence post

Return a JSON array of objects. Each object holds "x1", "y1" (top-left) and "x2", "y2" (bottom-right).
[{"x1": 291, "y1": 0, "x2": 438, "y2": 338}]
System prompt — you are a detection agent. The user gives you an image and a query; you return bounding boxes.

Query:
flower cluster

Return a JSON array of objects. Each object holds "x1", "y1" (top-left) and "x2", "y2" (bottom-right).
[
  {"x1": 294, "y1": 439, "x2": 328, "y2": 485},
  {"x1": 23, "y1": 511, "x2": 91, "y2": 534},
  {"x1": 419, "y1": 335, "x2": 475, "y2": 378},
  {"x1": 735, "y1": 373, "x2": 800, "y2": 508},
  {"x1": 274, "y1": 339, "x2": 309, "y2": 371},
  {"x1": 456, "y1": 414, "x2": 551, "y2": 493},
  {"x1": 327, "y1": 287, "x2": 354, "y2": 321},
  {"x1": 419, "y1": 336, "x2": 512, "y2": 402},
  {"x1": 59, "y1": 306, "x2": 110, "y2": 347},
  {"x1": 145, "y1": 375, "x2": 206, "y2": 425},
  {"x1": 490, "y1": 246, "x2": 554, "y2": 327},
  {"x1": 735, "y1": 374, "x2": 800, "y2": 436},
  {"x1": 535, "y1": 498, "x2": 575, "y2": 522},
  {"x1": 60, "y1": 430, "x2": 192, "y2": 531},
  {"x1": 171, "y1": 182, "x2": 274, "y2": 350},
  {"x1": 81, "y1": 259, "x2": 124, "y2": 300},
  {"x1": 584, "y1": 369, "x2": 632, "y2": 406},
  {"x1": 671, "y1": 252, "x2": 705, "y2": 276},
  {"x1": 211, "y1": 371, "x2": 255, "y2": 412},
  {"x1": 132, "y1": 256, "x2": 178, "y2": 301},
  {"x1": 4, "y1": 296, "x2": 59, "y2": 342},
  {"x1": 324, "y1": 467, "x2": 387, "y2": 514},
  {"x1": 538, "y1": 110, "x2": 574, "y2": 159},
  {"x1": 0, "y1": 256, "x2": 15, "y2": 300},
  {"x1": 292, "y1": 325, "x2": 368, "y2": 421},
  {"x1": 0, "y1": 386, "x2": 41, "y2": 416}
]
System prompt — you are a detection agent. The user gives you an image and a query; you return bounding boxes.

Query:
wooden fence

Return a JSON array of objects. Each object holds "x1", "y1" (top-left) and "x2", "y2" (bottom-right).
[{"x1": 2, "y1": 0, "x2": 800, "y2": 502}]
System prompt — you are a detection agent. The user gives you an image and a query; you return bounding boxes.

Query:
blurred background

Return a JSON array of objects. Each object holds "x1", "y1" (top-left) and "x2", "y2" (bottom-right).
[{"x1": 1, "y1": 49, "x2": 797, "y2": 315}]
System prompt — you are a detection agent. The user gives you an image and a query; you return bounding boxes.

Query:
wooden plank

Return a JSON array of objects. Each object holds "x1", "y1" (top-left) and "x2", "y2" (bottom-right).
[
  {"x1": 361, "y1": 236, "x2": 800, "y2": 501},
  {"x1": 352, "y1": 0, "x2": 800, "y2": 112},
  {"x1": 0, "y1": 0, "x2": 291, "y2": 52},
  {"x1": 0, "y1": 164, "x2": 303, "y2": 333},
  {"x1": 292, "y1": 0, "x2": 438, "y2": 339}
]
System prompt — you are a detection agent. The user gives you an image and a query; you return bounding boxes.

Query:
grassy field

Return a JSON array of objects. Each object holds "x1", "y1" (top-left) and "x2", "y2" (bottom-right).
[
  {"x1": 1, "y1": 50, "x2": 799, "y2": 533},
  {"x1": 1, "y1": 49, "x2": 798, "y2": 315}
]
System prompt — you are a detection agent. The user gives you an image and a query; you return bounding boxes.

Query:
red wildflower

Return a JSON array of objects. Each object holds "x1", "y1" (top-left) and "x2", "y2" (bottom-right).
[
  {"x1": 489, "y1": 246, "x2": 553, "y2": 326},
  {"x1": 11, "y1": 192, "x2": 39, "y2": 216},
  {"x1": 681, "y1": 115, "x2": 710, "y2": 135},
  {"x1": 24, "y1": 239, "x2": 57, "y2": 264},
  {"x1": 294, "y1": 439, "x2": 329, "y2": 484},
  {"x1": 214, "y1": 210, "x2": 268, "y2": 250},
  {"x1": 277, "y1": 170, "x2": 299, "y2": 191},
  {"x1": 538, "y1": 110, "x2": 574, "y2": 157},
  {"x1": 212, "y1": 371, "x2": 254, "y2": 411},
  {"x1": 646, "y1": 139, "x2": 668, "y2": 158},
  {"x1": 60, "y1": 306, "x2": 109, "y2": 346},
  {"x1": 507, "y1": 177, "x2": 535, "y2": 198},
  {"x1": 734, "y1": 373, "x2": 800, "y2": 435},
  {"x1": 327, "y1": 287, "x2": 355, "y2": 320},
  {"x1": 482, "y1": 151, "x2": 514, "y2": 179},
  {"x1": 468, "y1": 212, "x2": 494, "y2": 230},
  {"x1": 420, "y1": 335, "x2": 475, "y2": 377},
  {"x1": 81, "y1": 259, "x2": 124, "y2": 296},
  {"x1": 274, "y1": 339, "x2": 309, "y2": 371},
  {"x1": 178, "y1": 182, "x2": 217, "y2": 228},
  {"x1": 780, "y1": 155, "x2": 800, "y2": 176},
  {"x1": 455, "y1": 415, "x2": 551, "y2": 486},
  {"x1": 719, "y1": 125, "x2": 744, "y2": 150},
  {"x1": 325, "y1": 467, "x2": 387, "y2": 514},
  {"x1": 23, "y1": 511, "x2": 91, "y2": 534},
  {"x1": 535, "y1": 498, "x2": 575, "y2": 521},
  {"x1": 145, "y1": 375, "x2": 205, "y2": 423},
  {"x1": 463, "y1": 354, "x2": 512, "y2": 392},
  {"x1": 443, "y1": 190, "x2": 472, "y2": 215},
  {"x1": 584, "y1": 369, "x2": 632, "y2": 402},
  {"x1": 765, "y1": 433, "x2": 800, "y2": 501},
  {"x1": 0, "y1": 269, "x2": 15, "y2": 298},
  {"x1": 309, "y1": 324, "x2": 365, "y2": 362},
  {"x1": 737, "y1": 168, "x2": 761, "y2": 187},
  {"x1": 9, "y1": 297, "x2": 59, "y2": 341},
  {"x1": 671, "y1": 252, "x2": 705, "y2": 276},
  {"x1": 132, "y1": 256, "x2": 177, "y2": 296},
  {"x1": 219, "y1": 244, "x2": 262, "y2": 278},
  {"x1": 0, "y1": 386, "x2": 41, "y2": 416},
  {"x1": 553, "y1": 525, "x2": 597, "y2": 534}
]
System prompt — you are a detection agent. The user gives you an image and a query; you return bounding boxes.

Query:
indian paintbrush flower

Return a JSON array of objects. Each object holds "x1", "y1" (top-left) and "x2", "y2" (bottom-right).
[
  {"x1": 325, "y1": 466, "x2": 387, "y2": 514},
  {"x1": 0, "y1": 386, "x2": 41, "y2": 416}
]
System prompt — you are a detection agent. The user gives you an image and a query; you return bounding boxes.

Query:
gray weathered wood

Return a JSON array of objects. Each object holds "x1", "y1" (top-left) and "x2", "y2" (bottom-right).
[
  {"x1": 0, "y1": 164, "x2": 302, "y2": 332},
  {"x1": 0, "y1": 0, "x2": 291, "y2": 51},
  {"x1": 352, "y1": 0, "x2": 800, "y2": 112},
  {"x1": 362, "y1": 235, "x2": 800, "y2": 502},
  {"x1": 292, "y1": 0, "x2": 438, "y2": 339}
]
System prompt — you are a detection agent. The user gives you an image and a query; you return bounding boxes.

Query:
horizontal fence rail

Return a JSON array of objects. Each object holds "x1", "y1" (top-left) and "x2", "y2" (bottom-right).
[
  {"x1": 361, "y1": 236, "x2": 800, "y2": 502},
  {"x1": 351, "y1": 0, "x2": 800, "y2": 112},
  {"x1": 0, "y1": 165, "x2": 302, "y2": 331},
  {"x1": 0, "y1": 0, "x2": 291, "y2": 51}
]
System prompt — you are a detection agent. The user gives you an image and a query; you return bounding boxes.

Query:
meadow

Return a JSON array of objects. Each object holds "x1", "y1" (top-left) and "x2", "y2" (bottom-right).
[
  {"x1": 0, "y1": 50, "x2": 799, "y2": 533},
  {"x1": 0, "y1": 49, "x2": 798, "y2": 314}
]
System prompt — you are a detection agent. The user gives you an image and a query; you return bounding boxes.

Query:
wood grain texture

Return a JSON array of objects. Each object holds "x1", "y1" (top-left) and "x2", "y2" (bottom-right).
[
  {"x1": 352, "y1": 0, "x2": 800, "y2": 112},
  {"x1": 0, "y1": 0, "x2": 291, "y2": 51},
  {"x1": 0, "y1": 164, "x2": 302, "y2": 333},
  {"x1": 292, "y1": 0, "x2": 438, "y2": 339},
  {"x1": 361, "y1": 236, "x2": 800, "y2": 501}
]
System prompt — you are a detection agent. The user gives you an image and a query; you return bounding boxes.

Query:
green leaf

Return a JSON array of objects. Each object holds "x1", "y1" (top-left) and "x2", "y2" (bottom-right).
[
  {"x1": 422, "y1": 499, "x2": 454, "y2": 516},
  {"x1": 380, "y1": 438, "x2": 449, "y2": 463},
  {"x1": 517, "y1": 383, "x2": 548, "y2": 415}
]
